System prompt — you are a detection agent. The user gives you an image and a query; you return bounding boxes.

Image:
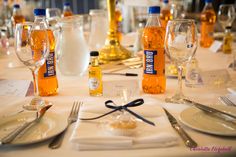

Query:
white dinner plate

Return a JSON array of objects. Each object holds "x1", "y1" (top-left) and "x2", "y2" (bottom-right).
[
  {"x1": 0, "y1": 112, "x2": 67, "y2": 146},
  {"x1": 179, "y1": 105, "x2": 236, "y2": 136}
]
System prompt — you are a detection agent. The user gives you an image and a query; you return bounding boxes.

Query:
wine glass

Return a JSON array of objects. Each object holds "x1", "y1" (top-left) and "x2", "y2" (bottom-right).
[
  {"x1": 218, "y1": 4, "x2": 235, "y2": 30},
  {"x1": 15, "y1": 22, "x2": 49, "y2": 110},
  {"x1": 165, "y1": 19, "x2": 198, "y2": 104},
  {"x1": 46, "y1": 8, "x2": 61, "y2": 28}
]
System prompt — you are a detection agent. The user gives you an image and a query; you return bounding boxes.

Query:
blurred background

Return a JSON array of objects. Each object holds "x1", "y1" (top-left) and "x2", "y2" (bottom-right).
[{"x1": 0, "y1": 0, "x2": 235, "y2": 32}]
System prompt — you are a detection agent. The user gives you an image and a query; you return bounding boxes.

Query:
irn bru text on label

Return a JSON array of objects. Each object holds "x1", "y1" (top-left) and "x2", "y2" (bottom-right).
[{"x1": 144, "y1": 50, "x2": 157, "y2": 75}]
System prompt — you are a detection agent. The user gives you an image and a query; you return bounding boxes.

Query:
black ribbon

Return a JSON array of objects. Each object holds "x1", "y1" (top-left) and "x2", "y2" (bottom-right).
[{"x1": 80, "y1": 99, "x2": 155, "y2": 126}]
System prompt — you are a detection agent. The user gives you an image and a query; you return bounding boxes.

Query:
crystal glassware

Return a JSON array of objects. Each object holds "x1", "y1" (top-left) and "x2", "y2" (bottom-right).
[
  {"x1": 15, "y1": 22, "x2": 49, "y2": 110},
  {"x1": 165, "y1": 19, "x2": 198, "y2": 104},
  {"x1": 218, "y1": 4, "x2": 235, "y2": 30}
]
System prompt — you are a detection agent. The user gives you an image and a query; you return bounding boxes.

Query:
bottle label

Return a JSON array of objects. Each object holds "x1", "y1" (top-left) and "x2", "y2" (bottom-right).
[
  {"x1": 144, "y1": 50, "x2": 157, "y2": 75},
  {"x1": 44, "y1": 52, "x2": 56, "y2": 77},
  {"x1": 89, "y1": 78, "x2": 99, "y2": 90},
  {"x1": 201, "y1": 23, "x2": 214, "y2": 38},
  {"x1": 117, "y1": 21, "x2": 122, "y2": 32}
]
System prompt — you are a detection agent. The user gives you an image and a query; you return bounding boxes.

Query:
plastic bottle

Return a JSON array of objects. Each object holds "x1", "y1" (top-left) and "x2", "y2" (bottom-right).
[
  {"x1": 89, "y1": 51, "x2": 103, "y2": 96},
  {"x1": 1, "y1": 0, "x2": 11, "y2": 25},
  {"x1": 142, "y1": 6, "x2": 166, "y2": 94},
  {"x1": 200, "y1": 0, "x2": 216, "y2": 48},
  {"x1": 34, "y1": 8, "x2": 58, "y2": 96},
  {"x1": 160, "y1": 0, "x2": 172, "y2": 29},
  {"x1": 115, "y1": 0, "x2": 122, "y2": 42},
  {"x1": 11, "y1": 4, "x2": 25, "y2": 27},
  {"x1": 62, "y1": 2, "x2": 73, "y2": 17},
  {"x1": 2, "y1": 0, "x2": 13, "y2": 37}
]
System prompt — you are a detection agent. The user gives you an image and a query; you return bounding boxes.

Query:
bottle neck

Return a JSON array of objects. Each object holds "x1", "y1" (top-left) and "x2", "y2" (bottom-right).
[
  {"x1": 204, "y1": 2, "x2": 213, "y2": 9},
  {"x1": 34, "y1": 15, "x2": 48, "y2": 28},
  {"x1": 162, "y1": 3, "x2": 170, "y2": 9},
  {"x1": 64, "y1": 6, "x2": 71, "y2": 11},
  {"x1": 206, "y1": 2, "x2": 212, "y2": 6},
  {"x1": 146, "y1": 14, "x2": 161, "y2": 27},
  {"x1": 225, "y1": 28, "x2": 231, "y2": 33},
  {"x1": 13, "y1": 8, "x2": 22, "y2": 16},
  {"x1": 90, "y1": 56, "x2": 99, "y2": 66}
]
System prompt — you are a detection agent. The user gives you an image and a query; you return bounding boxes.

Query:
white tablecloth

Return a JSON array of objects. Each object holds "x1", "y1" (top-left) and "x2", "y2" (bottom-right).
[{"x1": 0, "y1": 38, "x2": 236, "y2": 157}]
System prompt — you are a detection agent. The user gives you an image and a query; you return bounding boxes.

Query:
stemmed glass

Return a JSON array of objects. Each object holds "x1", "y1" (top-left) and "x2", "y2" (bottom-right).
[
  {"x1": 46, "y1": 8, "x2": 61, "y2": 28},
  {"x1": 165, "y1": 19, "x2": 198, "y2": 103},
  {"x1": 218, "y1": 4, "x2": 235, "y2": 31},
  {"x1": 15, "y1": 22, "x2": 49, "y2": 110}
]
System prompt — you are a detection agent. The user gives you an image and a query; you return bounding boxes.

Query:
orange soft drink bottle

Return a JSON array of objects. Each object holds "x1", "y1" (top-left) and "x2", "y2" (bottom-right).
[
  {"x1": 11, "y1": 4, "x2": 25, "y2": 27},
  {"x1": 160, "y1": 0, "x2": 172, "y2": 29},
  {"x1": 62, "y1": 2, "x2": 73, "y2": 17},
  {"x1": 142, "y1": 6, "x2": 166, "y2": 94},
  {"x1": 33, "y1": 9, "x2": 58, "y2": 96},
  {"x1": 115, "y1": 0, "x2": 122, "y2": 42},
  {"x1": 200, "y1": 0, "x2": 216, "y2": 48}
]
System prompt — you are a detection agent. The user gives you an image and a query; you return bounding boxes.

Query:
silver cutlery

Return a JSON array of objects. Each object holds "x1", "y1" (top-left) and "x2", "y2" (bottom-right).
[
  {"x1": 219, "y1": 96, "x2": 236, "y2": 107},
  {"x1": 163, "y1": 108, "x2": 197, "y2": 148},
  {"x1": 184, "y1": 99, "x2": 236, "y2": 120},
  {"x1": 0, "y1": 105, "x2": 52, "y2": 145},
  {"x1": 48, "y1": 101, "x2": 81, "y2": 149}
]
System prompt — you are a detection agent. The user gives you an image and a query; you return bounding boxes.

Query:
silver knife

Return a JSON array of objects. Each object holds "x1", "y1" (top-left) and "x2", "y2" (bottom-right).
[
  {"x1": 184, "y1": 99, "x2": 236, "y2": 120},
  {"x1": 0, "y1": 105, "x2": 52, "y2": 145},
  {"x1": 163, "y1": 108, "x2": 197, "y2": 148}
]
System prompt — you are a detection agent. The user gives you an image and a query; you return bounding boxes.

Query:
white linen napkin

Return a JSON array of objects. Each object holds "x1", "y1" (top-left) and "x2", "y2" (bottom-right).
[{"x1": 70, "y1": 97, "x2": 179, "y2": 150}]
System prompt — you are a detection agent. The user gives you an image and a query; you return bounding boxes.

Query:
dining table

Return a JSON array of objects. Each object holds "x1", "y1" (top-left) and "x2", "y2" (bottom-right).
[{"x1": 0, "y1": 33, "x2": 236, "y2": 157}]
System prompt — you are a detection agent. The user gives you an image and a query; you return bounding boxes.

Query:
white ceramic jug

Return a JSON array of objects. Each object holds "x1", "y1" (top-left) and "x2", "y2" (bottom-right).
[{"x1": 56, "y1": 16, "x2": 90, "y2": 76}]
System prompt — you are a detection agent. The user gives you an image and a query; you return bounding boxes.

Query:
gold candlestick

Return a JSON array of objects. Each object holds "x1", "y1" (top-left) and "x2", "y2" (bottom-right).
[{"x1": 99, "y1": 0, "x2": 131, "y2": 62}]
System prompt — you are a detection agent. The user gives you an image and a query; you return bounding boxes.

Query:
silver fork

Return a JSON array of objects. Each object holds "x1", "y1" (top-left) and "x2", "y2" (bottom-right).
[
  {"x1": 48, "y1": 101, "x2": 81, "y2": 149},
  {"x1": 219, "y1": 96, "x2": 236, "y2": 106}
]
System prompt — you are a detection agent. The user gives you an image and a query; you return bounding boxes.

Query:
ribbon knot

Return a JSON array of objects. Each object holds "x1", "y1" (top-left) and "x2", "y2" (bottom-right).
[{"x1": 80, "y1": 99, "x2": 155, "y2": 126}]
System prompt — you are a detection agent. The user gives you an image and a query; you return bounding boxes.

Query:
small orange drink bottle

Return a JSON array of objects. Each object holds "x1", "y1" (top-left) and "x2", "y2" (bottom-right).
[
  {"x1": 115, "y1": 0, "x2": 122, "y2": 42},
  {"x1": 200, "y1": 0, "x2": 216, "y2": 48},
  {"x1": 160, "y1": 0, "x2": 172, "y2": 29},
  {"x1": 62, "y1": 2, "x2": 73, "y2": 17},
  {"x1": 11, "y1": 4, "x2": 25, "y2": 27}
]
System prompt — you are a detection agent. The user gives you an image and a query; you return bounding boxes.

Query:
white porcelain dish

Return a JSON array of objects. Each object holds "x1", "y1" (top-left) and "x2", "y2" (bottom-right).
[
  {"x1": 0, "y1": 112, "x2": 67, "y2": 146},
  {"x1": 180, "y1": 105, "x2": 236, "y2": 136}
]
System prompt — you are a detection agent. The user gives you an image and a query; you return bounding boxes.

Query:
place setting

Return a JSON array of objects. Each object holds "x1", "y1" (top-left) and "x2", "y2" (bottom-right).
[
  {"x1": 69, "y1": 95, "x2": 181, "y2": 150},
  {"x1": 0, "y1": 0, "x2": 236, "y2": 156}
]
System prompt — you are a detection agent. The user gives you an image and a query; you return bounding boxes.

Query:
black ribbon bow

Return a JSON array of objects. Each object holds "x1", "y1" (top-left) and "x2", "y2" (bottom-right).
[{"x1": 80, "y1": 98, "x2": 155, "y2": 126}]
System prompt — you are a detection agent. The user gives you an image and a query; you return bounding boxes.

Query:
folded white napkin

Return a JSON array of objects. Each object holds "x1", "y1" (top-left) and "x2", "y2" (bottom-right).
[
  {"x1": 226, "y1": 94, "x2": 236, "y2": 105},
  {"x1": 70, "y1": 97, "x2": 179, "y2": 150}
]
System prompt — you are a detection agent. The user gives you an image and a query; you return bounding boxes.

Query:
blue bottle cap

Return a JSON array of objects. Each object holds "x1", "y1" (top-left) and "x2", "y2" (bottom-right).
[
  {"x1": 205, "y1": 0, "x2": 212, "y2": 3},
  {"x1": 64, "y1": 2, "x2": 70, "y2": 6},
  {"x1": 148, "y1": 6, "x2": 160, "y2": 14},
  {"x1": 34, "y1": 8, "x2": 46, "y2": 16},
  {"x1": 13, "y1": 4, "x2": 20, "y2": 9},
  {"x1": 163, "y1": 0, "x2": 169, "y2": 4}
]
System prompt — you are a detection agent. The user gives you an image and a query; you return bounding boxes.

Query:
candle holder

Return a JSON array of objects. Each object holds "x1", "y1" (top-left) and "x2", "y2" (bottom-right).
[{"x1": 99, "y1": 0, "x2": 131, "y2": 62}]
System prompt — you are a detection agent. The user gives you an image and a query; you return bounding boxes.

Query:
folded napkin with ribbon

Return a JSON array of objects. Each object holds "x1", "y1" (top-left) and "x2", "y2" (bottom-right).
[{"x1": 70, "y1": 97, "x2": 179, "y2": 150}]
